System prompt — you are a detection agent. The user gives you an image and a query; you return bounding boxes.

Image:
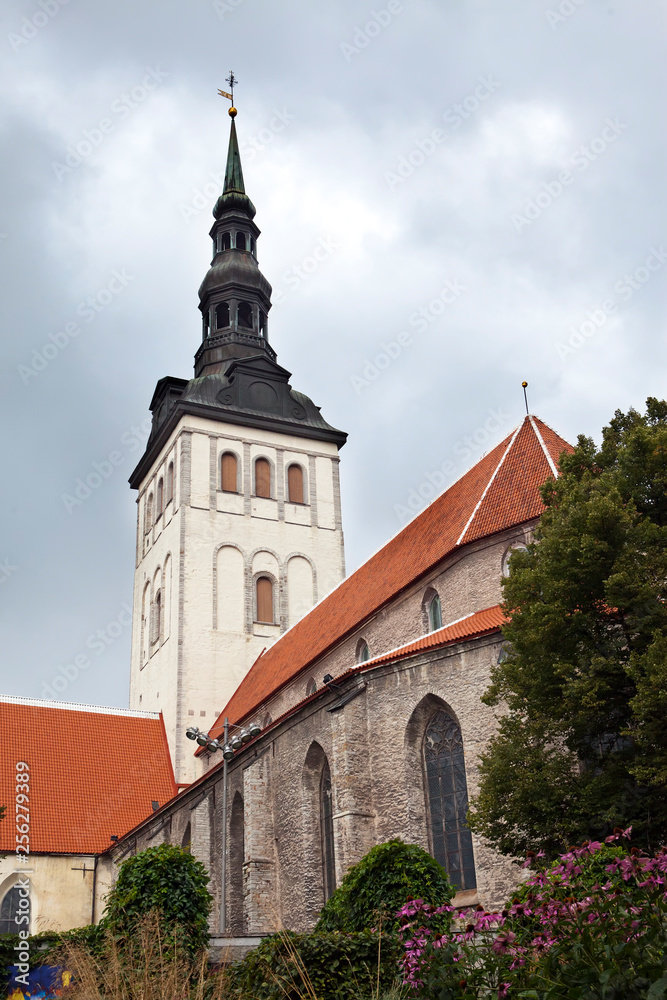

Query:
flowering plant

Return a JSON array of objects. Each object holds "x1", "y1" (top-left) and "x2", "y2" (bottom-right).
[{"x1": 397, "y1": 829, "x2": 667, "y2": 999}]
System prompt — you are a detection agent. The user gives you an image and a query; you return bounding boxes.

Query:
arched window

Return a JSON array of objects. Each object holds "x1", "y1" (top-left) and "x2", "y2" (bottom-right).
[
  {"x1": 320, "y1": 761, "x2": 336, "y2": 901},
  {"x1": 238, "y1": 301, "x2": 253, "y2": 329},
  {"x1": 216, "y1": 302, "x2": 230, "y2": 329},
  {"x1": 306, "y1": 677, "x2": 317, "y2": 697},
  {"x1": 181, "y1": 822, "x2": 191, "y2": 853},
  {"x1": 222, "y1": 232, "x2": 231, "y2": 251},
  {"x1": 145, "y1": 493, "x2": 154, "y2": 534},
  {"x1": 0, "y1": 885, "x2": 28, "y2": 935},
  {"x1": 502, "y1": 543, "x2": 528, "y2": 578},
  {"x1": 256, "y1": 577, "x2": 274, "y2": 624},
  {"x1": 428, "y1": 593, "x2": 442, "y2": 632},
  {"x1": 254, "y1": 458, "x2": 271, "y2": 498},
  {"x1": 150, "y1": 590, "x2": 162, "y2": 646},
  {"x1": 236, "y1": 232, "x2": 247, "y2": 251},
  {"x1": 287, "y1": 464, "x2": 304, "y2": 504},
  {"x1": 221, "y1": 452, "x2": 239, "y2": 493},
  {"x1": 423, "y1": 709, "x2": 476, "y2": 892},
  {"x1": 356, "y1": 640, "x2": 370, "y2": 663},
  {"x1": 166, "y1": 462, "x2": 174, "y2": 504},
  {"x1": 156, "y1": 478, "x2": 164, "y2": 517}
]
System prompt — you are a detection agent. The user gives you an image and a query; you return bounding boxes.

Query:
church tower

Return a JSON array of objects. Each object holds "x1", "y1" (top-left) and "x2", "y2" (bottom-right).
[{"x1": 128, "y1": 102, "x2": 347, "y2": 783}]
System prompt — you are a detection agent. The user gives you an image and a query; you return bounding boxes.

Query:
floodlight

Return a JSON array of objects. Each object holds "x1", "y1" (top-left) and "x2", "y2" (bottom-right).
[
  {"x1": 222, "y1": 744, "x2": 235, "y2": 761},
  {"x1": 240, "y1": 728, "x2": 252, "y2": 744},
  {"x1": 196, "y1": 732, "x2": 209, "y2": 746},
  {"x1": 185, "y1": 727, "x2": 199, "y2": 740},
  {"x1": 247, "y1": 722, "x2": 261, "y2": 739},
  {"x1": 230, "y1": 733, "x2": 243, "y2": 750}
]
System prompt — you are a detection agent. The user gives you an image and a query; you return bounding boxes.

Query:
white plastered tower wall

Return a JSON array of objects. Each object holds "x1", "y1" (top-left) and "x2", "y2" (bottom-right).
[{"x1": 129, "y1": 414, "x2": 345, "y2": 784}]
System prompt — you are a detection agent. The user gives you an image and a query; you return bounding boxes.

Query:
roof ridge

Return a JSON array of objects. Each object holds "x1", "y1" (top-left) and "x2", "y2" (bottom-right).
[
  {"x1": 0, "y1": 695, "x2": 161, "y2": 718},
  {"x1": 456, "y1": 420, "x2": 525, "y2": 546},
  {"x1": 529, "y1": 415, "x2": 559, "y2": 479}
]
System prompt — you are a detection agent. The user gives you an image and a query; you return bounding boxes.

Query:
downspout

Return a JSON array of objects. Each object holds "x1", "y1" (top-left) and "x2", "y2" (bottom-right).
[{"x1": 91, "y1": 855, "x2": 98, "y2": 925}]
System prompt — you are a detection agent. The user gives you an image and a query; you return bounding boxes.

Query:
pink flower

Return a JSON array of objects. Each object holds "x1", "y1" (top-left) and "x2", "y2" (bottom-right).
[
  {"x1": 498, "y1": 984, "x2": 511, "y2": 998},
  {"x1": 492, "y1": 931, "x2": 516, "y2": 954}
]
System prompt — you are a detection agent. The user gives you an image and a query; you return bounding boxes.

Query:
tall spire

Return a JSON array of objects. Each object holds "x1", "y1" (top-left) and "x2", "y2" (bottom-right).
[{"x1": 214, "y1": 85, "x2": 256, "y2": 220}]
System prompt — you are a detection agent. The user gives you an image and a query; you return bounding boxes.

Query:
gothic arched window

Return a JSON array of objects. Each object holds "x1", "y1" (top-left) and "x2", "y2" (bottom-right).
[
  {"x1": 306, "y1": 677, "x2": 317, "y2": 697},
  {"x1": 320, "y1": 760, "x2": 336, "y2": 901},
  {"x1": 238, "y1": 301, "x2": 253, "y2": 329},
  {"x1": 216, "y1": 302, "x2": 230, "y2": 329},
  {"x1": 256, "y1": 577, "x2": 274, "y2": 624},
  {"x1": 152, "y1": 590, "x2": 162, "y2": 646},
  {"x1": 221, "y1": 452, "x2": 239, "y2": 493},
  {"x1": 423, "y1": 709, "x2": 476, "y2": 892},
  {"x1": 181, "y1": 822, "x2": 191, "y2": 853},
  {"x1": 254, "y1": 458, "x2": 271, "y2": 498},
  {"x1": 145, "y1": 493, "x2": 154, "y2": 534},
  {"x1": 356, "y1": 639, "x2": 370, "y2": 663},
  {"x1": 156, "y1": 478, "x2": 164, "y2": 517},
  {"x1": 0, "y1": 886, "x2": 27, "y2": 935},
  {"x1": 287, "y1": 464, "x2": 304, "y2": 504},
  {"x1": 166, "y1": 462, "x2": 174, "y2": 504},
  {"x1": 428, "y1": 593, "x2": 442, "y2": 632}
]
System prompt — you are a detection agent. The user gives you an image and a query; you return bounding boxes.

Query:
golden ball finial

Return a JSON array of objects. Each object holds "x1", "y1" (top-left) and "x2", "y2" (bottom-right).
[
  {"x1": 229, "y1": 106, "x2": 237, "y2": 118},
  {"x1": 522, "y1": 381, "x2": 528, "y2": 388}
]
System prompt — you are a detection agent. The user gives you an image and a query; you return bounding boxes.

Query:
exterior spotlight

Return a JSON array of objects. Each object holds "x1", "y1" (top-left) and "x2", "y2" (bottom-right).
[
  {"x1": 196, "y1": 732, "x2": 209, "y2": 747},
  {"x1": 208, "y1": 739, "x2": 221, "y2": 752},
  {"x1": 323, "y1": 674, "x2": 333, "y2": 684},
  {"x1": 186, "y1": 727, "x2": 199, "y2": 740},
  {"x1": 247, "y1": 722, "x2": 261, "y2": 739},
  {"x1": 230, "y1": 733, "x2": 243, "y2": 750},
  {"x1": 240, "y1": 728, "x2": 252, "y2": 744},
  {"x1": 222, "y1": 744, "x2": 235, "y2": 761}
]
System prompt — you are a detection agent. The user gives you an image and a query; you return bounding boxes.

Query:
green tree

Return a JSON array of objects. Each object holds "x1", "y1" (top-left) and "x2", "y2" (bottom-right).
[
  {"x1": 103, "y1": 843, "x2": 212, "y2": 958},
  {"x1": 468, "y1": 398, "x2": 667, "y2": 858},
  {"x1": 315, "y1": 839, "x2": 454, "y2": 933}
]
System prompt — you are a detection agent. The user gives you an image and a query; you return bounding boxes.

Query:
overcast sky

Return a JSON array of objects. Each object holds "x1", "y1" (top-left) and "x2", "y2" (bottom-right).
[{"x1": 0, "y1": 0, "x2": 665, "y2": 709}]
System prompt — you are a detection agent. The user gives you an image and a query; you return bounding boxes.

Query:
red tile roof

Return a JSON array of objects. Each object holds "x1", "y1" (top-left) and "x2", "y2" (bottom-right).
[
  {"x1": 210, "y1": 415, "x2": 571, "y2": 735},
  {"x1": 361, "y1": 605, "x2": 506, "y2": 668},
  {"x1": 0, "y1": 698, "x2": 177, "y2": 855}
]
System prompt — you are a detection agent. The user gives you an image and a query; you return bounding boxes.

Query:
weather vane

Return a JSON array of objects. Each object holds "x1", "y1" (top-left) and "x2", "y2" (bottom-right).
[{"x1": 218, "y1": 71, "x2": 238, "y2": 118}]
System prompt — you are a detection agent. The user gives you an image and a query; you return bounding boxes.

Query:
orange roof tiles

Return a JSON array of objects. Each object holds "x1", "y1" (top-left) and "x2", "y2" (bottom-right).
[
  {"x1": 362, "y1": 605, "x2": 506, "y2": 668},
  {"x1": 211, "y1": 414, "x2": 572, "y2": 735},
  {"x1": 0, "y1": 698, "x2": 177, "y2": 855}
]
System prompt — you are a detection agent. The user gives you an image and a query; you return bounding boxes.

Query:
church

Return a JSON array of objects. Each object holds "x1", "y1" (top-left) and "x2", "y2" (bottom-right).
[{"x1": 0, "y1": 101, "x2": 573, "y2": 955}]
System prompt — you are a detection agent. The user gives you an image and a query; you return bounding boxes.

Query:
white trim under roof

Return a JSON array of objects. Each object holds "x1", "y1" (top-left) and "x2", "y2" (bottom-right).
[
  {"x1": 0, "y1": 694, "x2": 160, "y2": 719},
  {"x1": 529, "y1": 415, "x2": 559, "y2": 479},
  {"x1": 456, "y1": 422, "x2": 524, "y2": 546}
]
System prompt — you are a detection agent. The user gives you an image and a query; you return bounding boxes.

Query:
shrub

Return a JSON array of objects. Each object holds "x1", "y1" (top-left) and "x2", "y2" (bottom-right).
[
  {"x1": 225, "y1": 928, "x2": 405, "y2": 1000},
  {"x1": 315, "y1": 839, "x2": 454, "y2": 934},
  {"x1": 103, "y1": 843, "x2": 212, "y2": 959}
]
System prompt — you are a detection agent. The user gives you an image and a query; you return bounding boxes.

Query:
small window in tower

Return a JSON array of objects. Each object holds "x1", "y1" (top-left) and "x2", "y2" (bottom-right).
[
  {"x1": 166, "y1": 462, "x2": 174, "y2": 504},
  {"x1": 287, "y1": 464, "x2": 304, "y2": 504},
  {"x1": 216, "y1": 301, "x2": 230, "y2": 329},
  {"x1": 152, "y1": 590, "x2": 162, "y2": 645},
  {"x1": 256, "y1": 576, "x2": 274, "y2": 623},
  {"x1": 259, "y1": 312, "x2": 266, "y2": 338},
  {"x1": 238, "y1": 302, "x2": 253, "y2": 329},
  {"x1": 156, "y1": 478, "x2": 164, "y2": 517},
  {"x1": 236, "y1": 232, "x2": 247, "y2": 251},
  {"x1": 221, "y1": 452, "x2": 239, "y2": 493},
  {"x1": 222, "y1": 232, "x2": 231, "y2": 251},
  {"x1": 145, "y1": 493, "x2": 154, "y2": 534},
  {"x1": 254, "y1": 458, "x2": 271, "y2": 498}
]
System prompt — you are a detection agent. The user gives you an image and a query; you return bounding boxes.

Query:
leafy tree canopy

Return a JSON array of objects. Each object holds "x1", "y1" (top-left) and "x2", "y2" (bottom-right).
[
  {"x1": 468, "y1": 398, "x2": 667, "y2": 857},
  {"x1": 103, "y1": 843, "x2": 212, "y2": 957},
  {"x1": 315, "y1": 839, "x2": 454, "y2": 933}
]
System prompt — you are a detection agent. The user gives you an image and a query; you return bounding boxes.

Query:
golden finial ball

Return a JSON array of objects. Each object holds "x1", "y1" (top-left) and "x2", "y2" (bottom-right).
[
  {"x1": 522, "y1": 381, "x2": 528, "y2": 388},
  {"x1": 229, "y1": 107, "x2": 237, "y2": 118}
]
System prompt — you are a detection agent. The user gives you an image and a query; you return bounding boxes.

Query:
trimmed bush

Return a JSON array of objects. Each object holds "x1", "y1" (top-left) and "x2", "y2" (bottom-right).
[
  {"x1": 225, "y1": 929, "x2": 404, "y2": 1000},
  {"x1": 315, "y1": 839, "x2": 454, "y2": 934}
]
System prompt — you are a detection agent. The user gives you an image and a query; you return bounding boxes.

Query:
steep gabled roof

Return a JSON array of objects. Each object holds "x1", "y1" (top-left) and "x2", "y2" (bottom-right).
[
  {"x1": 209, "y1": 415, "x2": 571, "y2": 734},
  {"x1": 0, "y1": 698, "x2": 177, "y2": 855}
]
